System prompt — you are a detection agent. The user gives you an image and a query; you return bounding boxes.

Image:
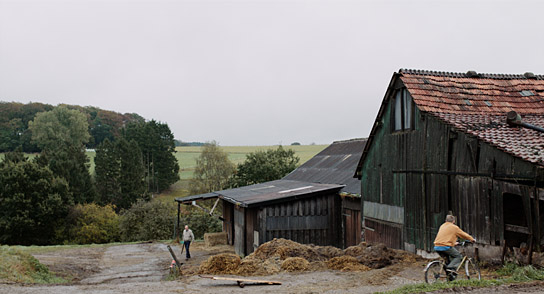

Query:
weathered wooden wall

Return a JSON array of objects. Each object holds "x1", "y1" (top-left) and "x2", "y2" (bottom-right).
[
  {"x1": 360, "y1": 81, "x2": 544, "y2": 255},
  {"x1": 222, "y1": 201, "x2": 234, "y2": 245},
  {"x1": 257, "y1": 192, "x2": 342, "y2": 250},
  {"x1": 343, "y1": 197, "x2": 361, "y2": 247}
]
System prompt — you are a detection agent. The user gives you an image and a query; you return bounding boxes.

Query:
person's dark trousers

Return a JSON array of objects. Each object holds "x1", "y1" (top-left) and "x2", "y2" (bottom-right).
[
  {"x1": 184, "y1": 241, "x2": 191, "y2": 258},
  {"x1": 442, "y1": 247, "x2": 462, "y2": 271}
]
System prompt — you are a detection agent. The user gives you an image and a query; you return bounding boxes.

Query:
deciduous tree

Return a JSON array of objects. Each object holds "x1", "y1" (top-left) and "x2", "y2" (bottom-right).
[
  {"x1": 230, "y1": 146, "x2": 299, "y2": 187},
  {"x1": 190, "y1": 141, "x2": 236, "y2": 194}
]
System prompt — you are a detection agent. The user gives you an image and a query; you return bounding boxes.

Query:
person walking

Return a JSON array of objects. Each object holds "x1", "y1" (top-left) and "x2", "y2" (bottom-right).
[
  {"x1": 433, "y1": 215, "x2": 475, "y2": 280},
  {"x1": 182, "y1": 225, "x2": 195, "y2": 259}
]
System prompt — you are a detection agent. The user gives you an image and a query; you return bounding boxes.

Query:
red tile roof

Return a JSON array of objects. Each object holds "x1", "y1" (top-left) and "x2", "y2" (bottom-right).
[{"x1": 400, "y1": 69, "x2": 544, "y2": 166}]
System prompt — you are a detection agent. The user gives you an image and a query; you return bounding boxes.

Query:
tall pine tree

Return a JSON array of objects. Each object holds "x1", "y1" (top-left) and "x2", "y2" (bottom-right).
[
  {"x1": 123, "y1": 120, "x2": 179, "y2": 193},
  {"x1": 95, "y1": 138, "x2": 148, "y2": 210}
]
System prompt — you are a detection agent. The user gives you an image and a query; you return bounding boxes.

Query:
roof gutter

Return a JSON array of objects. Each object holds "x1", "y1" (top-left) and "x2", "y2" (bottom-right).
[{"x1": 506, "y1": 111, "x2": 544, "y2": 133}]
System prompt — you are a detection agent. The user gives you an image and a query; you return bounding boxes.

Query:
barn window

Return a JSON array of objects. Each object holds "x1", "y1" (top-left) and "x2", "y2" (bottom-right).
[{"x1": 393, "y1": 89, "x2": 413, "y2": 131}]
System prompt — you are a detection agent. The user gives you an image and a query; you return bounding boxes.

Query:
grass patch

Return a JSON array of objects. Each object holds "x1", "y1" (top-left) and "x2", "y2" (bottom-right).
[
  {"x1": 174, "y1": 145, "x2": 327, "y2": 180},
  {"x1": 0, "y1": 246, "x2": 67, "y2": 284},
  {"x1": 380, "y1": 263, "x2": 544, "y2": 294}
]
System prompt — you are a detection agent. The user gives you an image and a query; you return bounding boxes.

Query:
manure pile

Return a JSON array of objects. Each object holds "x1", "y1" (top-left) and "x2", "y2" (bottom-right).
[{"x1": 198, "y1": 238, "x2": 418, "y2": 276}]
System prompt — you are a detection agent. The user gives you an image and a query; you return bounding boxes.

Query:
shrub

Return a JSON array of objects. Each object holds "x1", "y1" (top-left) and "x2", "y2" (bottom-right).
[
  {"x1": 119, "y1": 200, "x2": 175, "y2": 242},
  {"x1": 180, "y1": 207, "x2": 222, "y2": 240},
  {"x1": 64, "y1": 203, "x2": 120, "y2": 244}
]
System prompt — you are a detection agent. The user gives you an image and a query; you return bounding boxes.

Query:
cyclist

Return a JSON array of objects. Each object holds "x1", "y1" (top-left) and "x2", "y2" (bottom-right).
[{"x1": 433, "y1": 214, "x2": 475, "y2": 281}]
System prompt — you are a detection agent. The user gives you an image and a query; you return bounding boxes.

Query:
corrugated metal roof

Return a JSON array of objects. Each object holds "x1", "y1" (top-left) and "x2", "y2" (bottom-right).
[
  {"x1": 283, "y1": 138, "x2": 366, "y2": 195},
  {"x1": 175, "y1": 192, "x2": 219, "y2": 203},
  {"x1": 175, "y1": 180, "x2": 343, "y2": 207},
  {"x1": 217, "y1": 180, "x2": 344, "y2": 207}
]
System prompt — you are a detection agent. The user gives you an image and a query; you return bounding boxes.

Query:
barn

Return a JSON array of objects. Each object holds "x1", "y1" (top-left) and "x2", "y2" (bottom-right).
[
  {"x1": 176, "y1": 138, "x2": 366, "y2": 256},
  {"x1": 356, "y1": 69, "x2": 544, "y2": 261}
]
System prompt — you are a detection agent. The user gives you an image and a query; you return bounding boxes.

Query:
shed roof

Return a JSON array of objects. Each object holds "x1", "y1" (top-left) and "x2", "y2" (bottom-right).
[
  {"x1": 357, "y1": 69, "x2": 544, "y2": 176},
  {"x1": 175, "y1": 180, "x2": 344, "y2": 208},
  {"x1": 282, "y1": 138, "x2": 366, "y2": 195}
]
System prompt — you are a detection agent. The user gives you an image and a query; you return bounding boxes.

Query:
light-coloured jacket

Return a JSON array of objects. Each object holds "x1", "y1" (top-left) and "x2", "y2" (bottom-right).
[
  {"x1": 183, "y1": 229, "x2": 195, "y2": 242},
  {"x1": 434, "y1": 222, "x2": 474, "y2": 247}
]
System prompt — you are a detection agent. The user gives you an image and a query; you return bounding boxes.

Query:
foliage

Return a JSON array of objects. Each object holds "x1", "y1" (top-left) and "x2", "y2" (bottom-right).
[
  {"x1": 62, "y1": 203, "x2": 120, "y2": 244},
  {"x1": 0, "y1": 102, "x2": 146, "y2": 152},
  {"x1": 190, "y1": 141, "x2": 236, "y2": 194},
  {"x1": 0, "y1": 246, "x2": 67, "y2": 283},
  {"x1": 496, "y1": 262, "x2": 544, "y2": 282},
  {"x1": 0, "y1": 152, "x2": 71, "y2": 245},
  {"x1": 291, "y1": 142, "x2": 301, "y2": 145},
  {"x1": 180, "y1": 205, "x2": 223, "y2": 240},
  {"x1": 95, "y1": 138, "x2": 148, "y2": 210},
  {"x1": 28, "y1": 105, "x2": 90, "y2": 150},
  {"x1": 230, "y1": 145, "x2": 299, "y2": 187},
  {"x1": 37, "y1": 146, "x2": 96, "y2": 204},
  {"x1": 0, "y1": 102, "x2": 53, "y2": 152},
  {"x1": 118, "y1": 200, "x2": 175, "y2": 242},
  {"x1": 29, "y1": 106, "x2": 96, "y2": 203},
  {"x1": 123, "y1": 120, "x2": 180, "y2": 193}
]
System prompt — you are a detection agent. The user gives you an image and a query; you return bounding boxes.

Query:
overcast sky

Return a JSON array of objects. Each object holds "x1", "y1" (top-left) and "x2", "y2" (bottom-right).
[{"x1": 1, "y1": 0, "x2": 543, "y2": 146}]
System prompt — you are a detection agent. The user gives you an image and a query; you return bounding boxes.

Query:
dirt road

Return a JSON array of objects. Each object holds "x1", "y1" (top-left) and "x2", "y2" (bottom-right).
[{"x1": 2, "y1": 241, "x2": 543, "y2": 293}]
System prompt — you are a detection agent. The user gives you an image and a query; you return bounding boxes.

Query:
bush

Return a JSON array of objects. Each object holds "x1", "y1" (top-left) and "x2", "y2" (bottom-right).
[
  {"x1": 63, "y1": 203, "x2": 120, "y2": 244},
  {"x1": 180, "y1": 207, "x2": 222, "y2": 240},
  {"x1": 119, "y1": 200, "x2": 175, "y2": 242}
]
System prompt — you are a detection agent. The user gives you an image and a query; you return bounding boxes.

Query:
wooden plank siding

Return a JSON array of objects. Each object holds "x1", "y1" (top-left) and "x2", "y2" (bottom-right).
[
  {"x1": 360, "y1": 81, "x2": 544, "y2": 255},
  {"x1": 256, "y1": 192, "x2": 342, "y2": 251}
]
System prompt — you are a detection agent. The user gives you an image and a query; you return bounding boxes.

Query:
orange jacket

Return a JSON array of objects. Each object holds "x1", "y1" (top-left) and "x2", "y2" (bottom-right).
[{"x1": 433, "y1": 222, "x2": 474, "y2": 247}]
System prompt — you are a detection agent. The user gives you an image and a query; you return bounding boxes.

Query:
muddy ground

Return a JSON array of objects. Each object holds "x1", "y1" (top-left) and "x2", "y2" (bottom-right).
[{"x1": 1, "y1": 241, "x2": 543, "y2": 293}]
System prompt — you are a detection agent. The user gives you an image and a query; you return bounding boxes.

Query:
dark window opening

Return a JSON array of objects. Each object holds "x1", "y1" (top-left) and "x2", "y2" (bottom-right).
[
  {"x1": 503, "y1": 193, "x2": 529, "y2": 248},
  {"x1": 393, "y1": 89, "x2": 414, "y2": 132}
]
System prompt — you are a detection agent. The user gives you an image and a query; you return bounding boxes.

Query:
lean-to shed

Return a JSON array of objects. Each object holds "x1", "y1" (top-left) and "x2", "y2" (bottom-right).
[
  {"x1": 176, "y1": 139, "x2": 366, "y2": 255},
  {"x1": 356, "y1": 69, "x2": 544, "y2": 261}
]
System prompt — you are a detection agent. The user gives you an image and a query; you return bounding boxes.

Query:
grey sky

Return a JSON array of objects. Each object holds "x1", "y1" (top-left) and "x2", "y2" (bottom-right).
[{"x1": 1, "y1": 0, "x2": 543, "y2": 146}]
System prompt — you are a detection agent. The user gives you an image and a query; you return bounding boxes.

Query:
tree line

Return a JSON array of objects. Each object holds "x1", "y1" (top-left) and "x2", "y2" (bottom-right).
[
  {"x1": 0, "y1": 105, "x2": 179, "y2": 245},
  {"x1": 0, "y1": 102, "x2": 145, "y2": 152}
]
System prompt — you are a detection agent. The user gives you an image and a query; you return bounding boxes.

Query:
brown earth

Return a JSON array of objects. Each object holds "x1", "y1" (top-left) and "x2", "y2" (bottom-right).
[{"x1": 1, "y1": 239, "x2": 542, "y2": 293}]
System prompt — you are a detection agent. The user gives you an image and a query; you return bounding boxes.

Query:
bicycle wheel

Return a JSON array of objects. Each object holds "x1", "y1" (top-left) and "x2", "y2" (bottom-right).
[
  {"x1": 464, "y1": 258, "x2": 481, "y2": 280},
  {"x1": 425, "y1": 261, "x2": 448, "y2": 284}
]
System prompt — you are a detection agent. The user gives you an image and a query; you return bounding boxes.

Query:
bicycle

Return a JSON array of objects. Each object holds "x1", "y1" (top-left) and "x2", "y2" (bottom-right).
[{"x1": 424, "y1": 241, "x2": 481, "y2": 283}]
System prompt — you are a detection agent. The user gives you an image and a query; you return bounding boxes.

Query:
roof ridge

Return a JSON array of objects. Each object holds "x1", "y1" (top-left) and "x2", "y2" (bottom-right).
[
  {"x1": 331, "y1": 138, "x2": 367, "y2": 144},
  {"x1": 399, "y1": 68, "x2": 544, "y2": 80}
]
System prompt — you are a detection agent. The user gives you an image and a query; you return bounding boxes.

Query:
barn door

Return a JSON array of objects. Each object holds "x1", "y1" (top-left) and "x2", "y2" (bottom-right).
[{"x1": 344, "y1": 208, "x2": 361, "y2": 247}]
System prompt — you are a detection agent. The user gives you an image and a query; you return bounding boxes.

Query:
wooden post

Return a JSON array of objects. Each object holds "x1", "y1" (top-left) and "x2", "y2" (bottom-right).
[{"x1": 176, "y1": 202, "x2": 181, "y2": 243}]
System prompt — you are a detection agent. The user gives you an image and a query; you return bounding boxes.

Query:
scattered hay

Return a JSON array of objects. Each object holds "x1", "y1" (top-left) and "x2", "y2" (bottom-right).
[
  {"x1": 327, "y1": 256, "x2": 370, "y2": 272},
  {"x1": 312, "y1": 245, "x2": 344, "y2": 259},
  {"x1": 308, "y1": 261, "x2": 327, "y2": 272},
  {"x1": 262, "y1": 257, "x2": 282, "y2": 274},
  {"x1": 281, "y1": 257, "x2": 310, "y2": 272},
  {"x1": 196, "y1": 239, "x2": 419, "y2": 276},
  {"x1": 198, "y1": 253, "x2": 241, "y2": 275},
  {"x1": 250, "y1": 238, "x2": 323, "y2": 262},
  {"x1": 357, "y1": 243, "x2": 393, "y2": 269},
  {"x1": 236, "y1": 257, "x2": 265, "y2": 276},
  {"x1": 343, "y1": 242, "x2": 368, "y2": 257}
]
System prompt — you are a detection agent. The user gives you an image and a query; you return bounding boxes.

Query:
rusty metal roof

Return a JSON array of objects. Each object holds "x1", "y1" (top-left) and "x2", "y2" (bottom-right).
[
  {"x1": 282, "y1": 138, "x2": 366, "y2": 195},
  {"x1": 176, "y1": 180, "x2": 344, "y2": 207}
]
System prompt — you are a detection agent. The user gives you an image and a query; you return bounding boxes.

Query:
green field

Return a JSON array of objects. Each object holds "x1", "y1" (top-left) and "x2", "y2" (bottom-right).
[{"x1": 174, "y1": 145, "x2": 327, "y2": 180}]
